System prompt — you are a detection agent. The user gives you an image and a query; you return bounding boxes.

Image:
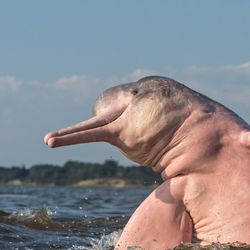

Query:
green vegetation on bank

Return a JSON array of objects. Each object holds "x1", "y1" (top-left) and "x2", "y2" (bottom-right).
[{"x1": 0, "y1": 160, "x2": 162, "y2": 187}]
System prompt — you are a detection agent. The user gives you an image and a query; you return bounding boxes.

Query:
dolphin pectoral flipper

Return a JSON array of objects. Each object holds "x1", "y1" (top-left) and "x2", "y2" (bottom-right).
[{"x1": 115, "y1": 180, "x2": 192, "y2": 250}]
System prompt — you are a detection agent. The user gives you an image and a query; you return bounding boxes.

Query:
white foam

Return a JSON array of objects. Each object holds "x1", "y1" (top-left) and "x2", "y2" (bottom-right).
[{"x1": 90, "y1": 230, "x2": 122, "y2": 250}]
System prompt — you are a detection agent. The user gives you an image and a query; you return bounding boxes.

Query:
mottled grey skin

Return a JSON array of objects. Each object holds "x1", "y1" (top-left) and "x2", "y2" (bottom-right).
[{"x1": 44, "y1": 76, "x2": 250, "y2": 249}]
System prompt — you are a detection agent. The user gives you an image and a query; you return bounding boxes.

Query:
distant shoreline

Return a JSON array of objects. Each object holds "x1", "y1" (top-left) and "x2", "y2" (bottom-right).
[
  {"x1": 3, "y1": 178, "x2": 159, "y2": 188},
  {"x1": 0, "y1": 160, "x2": 162, "y2": 187}
]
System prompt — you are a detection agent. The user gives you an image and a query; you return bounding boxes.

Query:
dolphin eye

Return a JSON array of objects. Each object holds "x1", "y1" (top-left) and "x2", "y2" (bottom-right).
[{"x1": 132, "y1": 89, "x2": 139, "y2": 95}]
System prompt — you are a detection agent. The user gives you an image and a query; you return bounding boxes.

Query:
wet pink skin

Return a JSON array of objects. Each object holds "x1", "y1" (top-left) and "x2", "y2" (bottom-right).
[{"x1": 44, "y1": 76, "x2": 250, "y2": 249}]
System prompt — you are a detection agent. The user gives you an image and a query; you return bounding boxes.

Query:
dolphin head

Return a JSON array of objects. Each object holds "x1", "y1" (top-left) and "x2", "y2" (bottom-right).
[
  {"x1": 44, "y1": 76, "x2": 246, "y2": 171},
  {"x1": 44, "y1": 76, "x2": 216, "y2": 169}
]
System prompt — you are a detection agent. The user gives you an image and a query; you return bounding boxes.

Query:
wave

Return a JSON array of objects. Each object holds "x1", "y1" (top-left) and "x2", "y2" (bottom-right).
[
  {"x1": 0, "y1": 207, "x2": 60, "y2": 230},
  {"x1": 0, "y1": 207, "x2": 125, "y2": 249}
]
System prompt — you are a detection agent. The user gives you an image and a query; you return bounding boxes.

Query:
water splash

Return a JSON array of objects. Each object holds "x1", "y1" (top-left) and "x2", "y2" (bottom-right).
[{"x1": 90, "y1": 229, "x2": 122, "y2": 250}]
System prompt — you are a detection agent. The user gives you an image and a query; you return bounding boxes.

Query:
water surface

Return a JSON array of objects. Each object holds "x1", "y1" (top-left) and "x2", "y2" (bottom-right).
[
  {"x1": 1, "y1": 185, "x2": 249, "y2": 250},
  {"x1": 0, "y1": 185, "x2": 150, "y2": 249}
]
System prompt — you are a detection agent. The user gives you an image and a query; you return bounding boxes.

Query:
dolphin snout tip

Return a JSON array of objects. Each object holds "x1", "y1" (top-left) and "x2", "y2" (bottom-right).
[
  {"x1": 44, "y1": 132, "x2": 57, "y2": 147},
  {"x1": 47, "y1": 138, "x2": 57, "y2": 148}
]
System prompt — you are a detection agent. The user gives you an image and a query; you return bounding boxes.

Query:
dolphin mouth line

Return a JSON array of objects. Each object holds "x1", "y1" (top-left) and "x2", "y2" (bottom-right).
[
  {"x1": 44, "y1": 105, "x2": 128, "y2": 148},
  {"x1": 97, "y1": 106, "x2": 127, "y2": 127}
]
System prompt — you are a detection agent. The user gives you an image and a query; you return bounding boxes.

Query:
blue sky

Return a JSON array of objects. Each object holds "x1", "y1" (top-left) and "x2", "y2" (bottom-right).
[{"x1": 1, "y1": 1, "x2": 250, "y2": 167}]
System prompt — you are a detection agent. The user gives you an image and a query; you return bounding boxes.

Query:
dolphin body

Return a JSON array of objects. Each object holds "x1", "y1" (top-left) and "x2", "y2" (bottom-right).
[{"x1": 44, "y1": 76, "x2": 250, "y2": 249}]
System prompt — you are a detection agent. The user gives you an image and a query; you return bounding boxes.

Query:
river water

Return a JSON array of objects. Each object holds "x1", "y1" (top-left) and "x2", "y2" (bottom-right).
[
  {"x1": 0, "y1": 185, "x2": 151, "y2": 250},
  {"x1": 0, "y1": 185, "x2": 249, "y2": 250}
]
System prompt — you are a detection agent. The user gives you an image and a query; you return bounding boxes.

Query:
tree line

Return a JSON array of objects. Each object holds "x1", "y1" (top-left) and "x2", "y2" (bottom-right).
[{"x1": 0, "y1": 160, "x2": 162, "y2": 186}]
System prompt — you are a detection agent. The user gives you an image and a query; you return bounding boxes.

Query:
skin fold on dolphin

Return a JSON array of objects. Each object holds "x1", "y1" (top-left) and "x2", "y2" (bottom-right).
[{"x1": 44, "y1": 76, "x2": 250, "y2": 249}]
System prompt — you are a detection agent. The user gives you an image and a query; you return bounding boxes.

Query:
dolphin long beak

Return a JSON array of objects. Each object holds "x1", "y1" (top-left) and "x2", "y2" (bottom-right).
[{"x1": 44, "y1": 108, "x2": 124, "y2": 148}]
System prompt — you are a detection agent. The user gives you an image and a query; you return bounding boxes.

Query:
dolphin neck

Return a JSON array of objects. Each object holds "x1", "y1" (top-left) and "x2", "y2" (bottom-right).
[{"x1": 152, "y1": 105, "x2": 247, "y2": 180}]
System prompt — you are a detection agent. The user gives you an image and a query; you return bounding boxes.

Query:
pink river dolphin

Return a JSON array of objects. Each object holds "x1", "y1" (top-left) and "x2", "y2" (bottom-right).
[{"x1": 44, "y1": 76, "x2": 250, "y2": 249}]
